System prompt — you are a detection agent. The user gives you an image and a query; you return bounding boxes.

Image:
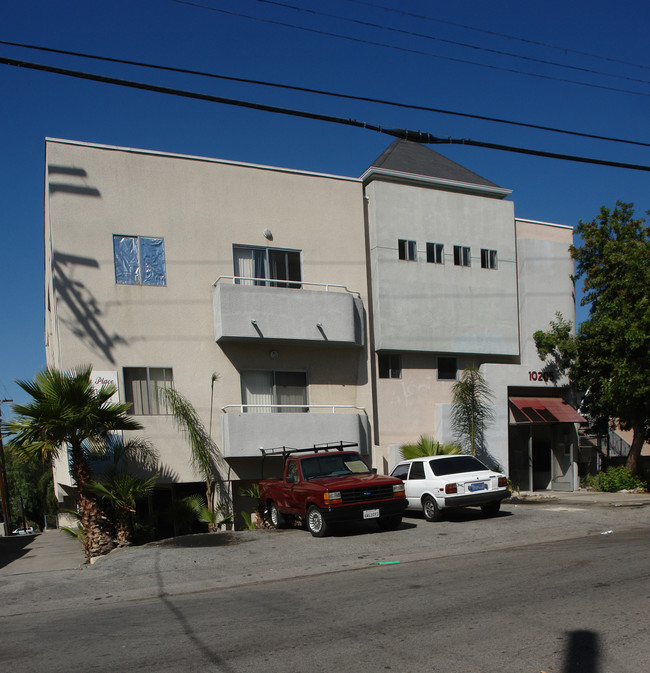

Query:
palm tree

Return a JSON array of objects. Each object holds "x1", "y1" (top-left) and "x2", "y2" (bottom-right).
[
  {"x1": 7, "y1": 366, "x2": 142, "y2": 560},
  {"x1": 86, "y1": 472, "x2": 159, "y2": 546},
  {"x1": 399, "y1": 435, "x2": 461, "y2": 460},
  {"x1": 450, "y1": 367, "x2": 494, "y2": 457},
  {"x1": 160, "y1": 387, "x2": 230, "y2": 531}
]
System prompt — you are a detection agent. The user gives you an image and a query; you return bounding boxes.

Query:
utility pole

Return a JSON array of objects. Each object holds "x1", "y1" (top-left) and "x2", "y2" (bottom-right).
[{"x1": 0, "y1": 400, "x2": 13, "y2": 535}]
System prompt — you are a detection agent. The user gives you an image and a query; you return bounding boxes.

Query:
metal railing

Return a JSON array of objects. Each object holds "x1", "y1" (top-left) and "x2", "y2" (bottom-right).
[
  {"x1": 212, "y1": 275, "x2": 361, "y2": 297},
  {"x1": 221, "y1": 404, "x2": 368, "y2": 414}
]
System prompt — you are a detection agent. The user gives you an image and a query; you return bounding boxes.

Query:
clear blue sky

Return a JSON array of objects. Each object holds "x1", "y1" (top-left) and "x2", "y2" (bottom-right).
[{"x1": 1, "y1": 0, "x2": 648, "y2": 411}]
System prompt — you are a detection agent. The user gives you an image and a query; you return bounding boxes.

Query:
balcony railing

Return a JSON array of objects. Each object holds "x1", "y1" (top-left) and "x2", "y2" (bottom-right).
[
  {"x1": 212, "y1": 276, "x2": 361, "y2": 297},
  {"x1": 221, "y1": 404, "x2": 368, "y2": 414},
  {"x1": 212, "y1": 277, "x2": 365, "y2": 346}
]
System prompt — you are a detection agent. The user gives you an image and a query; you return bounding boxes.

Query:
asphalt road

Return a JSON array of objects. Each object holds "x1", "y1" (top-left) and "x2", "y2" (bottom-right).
[{"x1": 1, "y1": 499, "x2": 649, "y2": 672}]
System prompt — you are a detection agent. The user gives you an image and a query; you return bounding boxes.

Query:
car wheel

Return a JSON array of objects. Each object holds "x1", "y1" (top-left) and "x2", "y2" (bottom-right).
[
  {"x1": 378, "y1": 515, "x2": 402, "y2": 531},
  {"x1": 422, "y1": 495, "x2": 443, "y2": 522},
  {"x1": 481, "y1": 501, "x2": 501, "y2": 516},
  {"x1": 306, "y1": 505, "x2": 329, "y2": 537},
  {"x1": 269, "y1": 501, "x2": 287, "y2": 529}
]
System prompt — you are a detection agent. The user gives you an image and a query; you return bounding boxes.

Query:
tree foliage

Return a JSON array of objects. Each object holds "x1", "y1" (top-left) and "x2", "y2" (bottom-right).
[
  {"x1": 399, "y1": 435, "x2": 460, "y2": 460},
  {"x1": 450, "y1": 368, "x2": 494, "y2": 457},
  {"x1": 534, "y1": 202, "x2": 650, "y2": 474},
  {"x1": 6, "y1": 366, "x2": 142, "y2": 559}
]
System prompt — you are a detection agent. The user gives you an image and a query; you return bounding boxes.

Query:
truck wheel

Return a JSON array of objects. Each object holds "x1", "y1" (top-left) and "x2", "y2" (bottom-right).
[
  {"x1": 422, "y1": 495, "x2": 443, "y2": 522},
  {"x1": 378, "y1": 515, "x2": 402, "y2": 531},
  {"x1": 481, "y1": 501, "x2": 501, "y2": 516},
  {"x1": 306, "y1": 505, "x2": 329, "y2": 537},
  {"x1": 269, "y1": 501, "x2": 288, "y2": 529}
]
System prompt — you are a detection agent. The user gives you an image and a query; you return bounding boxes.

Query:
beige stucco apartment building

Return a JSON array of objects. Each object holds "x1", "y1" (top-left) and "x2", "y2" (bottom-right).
[{"x1": 45, "y1": 138, "x2": 584, "y2": 528}]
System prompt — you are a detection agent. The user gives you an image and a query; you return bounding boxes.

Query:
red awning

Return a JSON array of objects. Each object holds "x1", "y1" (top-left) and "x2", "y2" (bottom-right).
[{"x1": 509, "y1": 397, "x2": 587, "y2": 424}]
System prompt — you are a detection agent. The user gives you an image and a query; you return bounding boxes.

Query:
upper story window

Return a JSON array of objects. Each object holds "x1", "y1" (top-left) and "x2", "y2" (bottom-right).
[
  {"x1": 123, "y1": 367, "x2": 173, "y2": 415},
  {"x1": 113, "y1": 235, "x2": 166, "y2": 286},
  {"x1": 426, "y1": 242, "x2": 444, "y2": 264},
  {"x1": 453, "y1": 245, "x2": 471, "y2": 267},
  {"x1": 378, "y1": 354, "x2": 402, "y2": 379},
  {"x1": 437, "y1": 357, "x2": 458, "y2": 381},
  {"x1": 241, "y1": 370, "x2": 308, "y2": 413},
  {"x1": 481, "y1": 249, "x2": 498, "y2": 270},
  {"x1": 398, "y1": 239, "x2": 417, "y2": 261},
  {"x1": 233, "y1": 246, "x2": 301, "y2": 289}
]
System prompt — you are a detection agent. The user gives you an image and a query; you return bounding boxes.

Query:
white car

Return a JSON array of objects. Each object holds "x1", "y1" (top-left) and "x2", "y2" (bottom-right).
[
  {"x1": 13, "y1": 526, "x2": 36, "y2": 535},
  {"x1": 390, "y1": 455, "x2": 509, "y2": 521}
]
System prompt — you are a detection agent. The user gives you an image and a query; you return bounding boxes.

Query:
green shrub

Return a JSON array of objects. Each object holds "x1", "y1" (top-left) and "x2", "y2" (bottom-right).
[{"x1": 584, "y1": 466, "x2": 647, "y2": 493}]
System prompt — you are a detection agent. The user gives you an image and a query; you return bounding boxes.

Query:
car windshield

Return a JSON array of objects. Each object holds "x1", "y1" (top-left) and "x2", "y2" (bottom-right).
[
  {"x1": 429, "y1": 456, "x2": 489, "y2": 476},
  {"x1": 301, "y1": 453, "x2": 371, "y2": 479}
]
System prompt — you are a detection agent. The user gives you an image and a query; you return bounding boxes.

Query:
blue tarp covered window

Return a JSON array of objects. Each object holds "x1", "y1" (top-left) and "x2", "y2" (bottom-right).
[{"x1": 113, "y1": 235, "x2": 166, "y2": 286}]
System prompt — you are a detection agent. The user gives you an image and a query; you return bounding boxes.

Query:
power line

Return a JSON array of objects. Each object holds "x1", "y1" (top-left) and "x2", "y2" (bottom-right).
[
  {"x1": 344, "y1": 0, "x2": 650, "y2": 72},
  {"x1": 2, "y1": 55, "x2": 649, "y2": 172},
  {"x1": 2, "y1": 39, "x2": 647, "y2": 148},
  {"x1": 253, "y1": 0, "x2": 650, "y2": 86},
  {"x1": 169, "y1": 0, "x2": 650, "y2": 98}
]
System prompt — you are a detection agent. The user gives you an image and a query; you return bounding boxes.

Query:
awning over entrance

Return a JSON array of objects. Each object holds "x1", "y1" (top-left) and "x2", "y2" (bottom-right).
[{"x1": 509, "y1": 397, "x2": 587, "y2": 424}]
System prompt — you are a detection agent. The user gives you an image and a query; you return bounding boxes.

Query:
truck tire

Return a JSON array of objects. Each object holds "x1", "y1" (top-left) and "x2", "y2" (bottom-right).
[
  {"x1": 422, "y1": 495, "x2": 443, "y2": 522},
  {"x1": 378, "y1": 515, "x2": 402, "y2": 531},
  {"x1": 269, "y1": 501, "x2": 288, "y2": 529},
  {"x1": 481, "y1": 501, "x2": 501, "y2": 516},
  {"x1": 306, "y1": 505, "x2": 329, "y2": 537}
]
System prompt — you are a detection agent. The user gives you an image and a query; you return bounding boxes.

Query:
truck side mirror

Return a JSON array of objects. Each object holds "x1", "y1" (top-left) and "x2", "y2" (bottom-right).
[
  {"x1": 371, "y1": 468, "x2": 377, "y2": 474},
  {"x1": 285, "y1": 475, "x2": 296, "y2": 484}
]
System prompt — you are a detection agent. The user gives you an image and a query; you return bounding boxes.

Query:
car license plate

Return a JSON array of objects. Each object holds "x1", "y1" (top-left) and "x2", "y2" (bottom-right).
[
  {"x1": 469, "y1": 482, "x2": 486, "y2": 492},
  {"x1": 363, "y1": 509, "x2": 380, "y2": 519}
]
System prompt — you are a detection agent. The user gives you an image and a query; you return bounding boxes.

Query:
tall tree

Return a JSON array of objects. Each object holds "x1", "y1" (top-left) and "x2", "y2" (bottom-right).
[
  {"x1": 535, "y1": 202, "x2": 650, "y2": 474},
  {"x1": 450, "y1": 368, "x2": 494, "y2": 458},
  {"x1": 161, "y1": 387, "x2": 230, "y2": 531},
  {"x1": 6, "y1": 366, "x2": 142, "y2": 560}
]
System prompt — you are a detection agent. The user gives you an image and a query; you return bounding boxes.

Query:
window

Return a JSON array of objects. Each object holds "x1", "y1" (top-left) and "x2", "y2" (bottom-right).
[
  {"x1": 233, "y1": 246, "x2": 301, "y2": 288},
  {"x1": 286, "y1": 460, "x2": 300, "y2": 483},
  {"x1": 408, "y1": 461, "x2": 426, "y2": 480},
  {"x1": 378, "y1": 354, "x2": 402, "y2": 379},
  {"x1": 113, "y1": 235, "x2": 166, "y2": 286},
  {"x1": 453, "y1": 245, "x2": 471, "y2": 267},
  {"x1": 437, "y1": 357, "x2": 457, "y2": 381},
  {"x1": 241, "y1": 371, "x2": 307, "y2": 413},
  {"x1": 426, "y1": 242, "x2": 444, "y2": 264},
  {"x1": 398, "y1": 239, "x2": 417, "y2": 261},
  {"x1": 123, "y1": 367, "x2": 173, "y2": 415},
  {"x1": 391, "y1": 464, "x2": 410, "y2": 481},
  {"x1": 481, "y1": 249, "x2": 498, "y2": 269}
]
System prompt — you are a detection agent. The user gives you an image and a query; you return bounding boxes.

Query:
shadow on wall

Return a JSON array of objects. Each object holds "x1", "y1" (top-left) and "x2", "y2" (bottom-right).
[{"x1": 53, "y1": 252, "x2": 128, "y2": 365}]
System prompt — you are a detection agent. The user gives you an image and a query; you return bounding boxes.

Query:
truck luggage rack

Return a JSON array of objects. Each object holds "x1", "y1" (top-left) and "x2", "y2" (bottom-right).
[{"x1": 260, "y1": 441, "x2": 358, "y2": 460}]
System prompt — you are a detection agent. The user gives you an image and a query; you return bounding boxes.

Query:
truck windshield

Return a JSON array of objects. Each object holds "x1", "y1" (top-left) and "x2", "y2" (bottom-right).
[{"x1": 301, "y1": 454, "x2": 371, "y2": 479}]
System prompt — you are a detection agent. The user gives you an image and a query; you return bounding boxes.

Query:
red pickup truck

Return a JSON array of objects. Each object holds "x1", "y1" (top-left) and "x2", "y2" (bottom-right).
[{"x1": 258, "y1": 442, "x2": 407, "y2": 537}]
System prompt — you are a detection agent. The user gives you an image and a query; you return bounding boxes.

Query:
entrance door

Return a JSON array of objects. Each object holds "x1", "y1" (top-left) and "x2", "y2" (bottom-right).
[{"x1": 551, "y1": 435, "x2": 574, "y2": 491}]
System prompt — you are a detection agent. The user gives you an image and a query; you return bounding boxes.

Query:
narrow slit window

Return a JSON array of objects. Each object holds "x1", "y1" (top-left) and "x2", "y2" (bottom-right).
[{"x1": 398, "y1": 239, "x2": 417, "y2": 261}]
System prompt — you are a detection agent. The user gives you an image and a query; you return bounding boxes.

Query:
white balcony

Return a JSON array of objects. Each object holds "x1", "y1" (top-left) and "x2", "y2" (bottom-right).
[
  {"x1": 212, "y1": 277, "x2": 365, "y2": 347},
  {"x1": 220, "y1": 405, "x2": 370, "y2": 458}
]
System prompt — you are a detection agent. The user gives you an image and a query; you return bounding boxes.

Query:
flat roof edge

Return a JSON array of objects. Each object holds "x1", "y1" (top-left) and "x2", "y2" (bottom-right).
[
  {"x1": 44, "y1": 138, "x2": 362, "y2": 184},
  {"x1": 516, "y1": 217, "x2": 573, "y2": 230}
]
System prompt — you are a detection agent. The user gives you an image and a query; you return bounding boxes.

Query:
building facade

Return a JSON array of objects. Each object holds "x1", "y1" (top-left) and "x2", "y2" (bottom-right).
[{"x1": 45, "y1": 138, "x2": 583, "y2": 528}]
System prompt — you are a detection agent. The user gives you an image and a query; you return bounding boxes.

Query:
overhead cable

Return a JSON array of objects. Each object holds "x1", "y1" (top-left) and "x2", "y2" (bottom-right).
[
  {"x1": 169, "y1": 0, "x2": 650, "y2": 98},
  {"x1": 2, "y1": 39, "x2": 647, "y2": 148}
]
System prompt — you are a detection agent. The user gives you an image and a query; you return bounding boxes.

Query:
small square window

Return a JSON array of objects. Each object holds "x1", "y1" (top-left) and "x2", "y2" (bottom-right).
[
  {"x1": 398, "y1": 239, "x2": 417, "y2": 261},
  {"x1": 114, "y1": 235, "x2": 166, "y2": 286},
  {"x1": 453, "y1": 245, "x2": 471, "y2": 267},
  {"x1": 123, "y1": 367, "x2": 173, "y2": 414},
  {"x1": 481, "y1": 249, "x2": 498, "y2": 269},
  {"x1": 378, "y1": 354, "x2": 402, "y2": 379},
  {"x1": 437, "y1": 357, "x2": 457, "y2": 381},
  {"x1": 426, "y1": 242, "x2": 444, "y2": 264}
]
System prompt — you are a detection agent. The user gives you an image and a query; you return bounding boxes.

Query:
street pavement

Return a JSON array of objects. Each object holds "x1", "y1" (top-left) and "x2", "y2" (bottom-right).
[{"x1": 1, "y1": 489, "x2": 648, "y2": 618}]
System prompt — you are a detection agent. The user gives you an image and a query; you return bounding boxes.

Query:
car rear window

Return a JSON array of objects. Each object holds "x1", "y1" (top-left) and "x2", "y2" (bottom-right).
[{"x1": 429, "y1": 456, "x2": 488, "y2": 476}]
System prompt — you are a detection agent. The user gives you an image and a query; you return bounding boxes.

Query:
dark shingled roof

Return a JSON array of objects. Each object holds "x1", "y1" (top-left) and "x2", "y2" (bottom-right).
[{"x1": 366, "y1": 139, "x2": 502, "y2": 189}]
